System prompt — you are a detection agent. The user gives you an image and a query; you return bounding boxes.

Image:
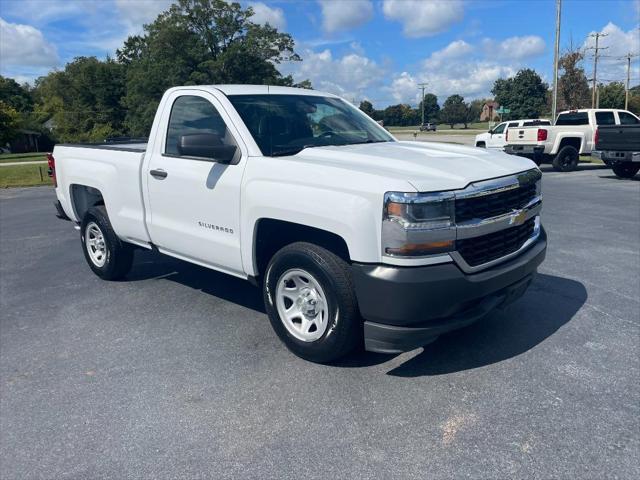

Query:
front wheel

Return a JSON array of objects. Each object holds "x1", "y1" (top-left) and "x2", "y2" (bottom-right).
[
  {"x1": 263, "y1": 242, "x2": 361, "y2": 363},
  {"x1": 612, "y1": 163, "x2": 640, "y2": 179},
  {"x1": 81, "y1": 205, "x2": 133, "y2": 280}
]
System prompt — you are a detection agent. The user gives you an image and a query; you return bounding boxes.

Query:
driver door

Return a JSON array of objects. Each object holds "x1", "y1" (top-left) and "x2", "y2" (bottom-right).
[
  {"x1": 487, "y1": 122, "x2": 507, "y2": 148},
  {"x1": 144, "y1": 90, "x2": 247, "y2": 276}
]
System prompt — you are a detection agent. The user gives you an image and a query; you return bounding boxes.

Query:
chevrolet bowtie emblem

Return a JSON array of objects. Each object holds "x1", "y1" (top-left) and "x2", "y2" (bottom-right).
[{"x1": 512, "y1": 210, "x2": 528, "y2": 225}]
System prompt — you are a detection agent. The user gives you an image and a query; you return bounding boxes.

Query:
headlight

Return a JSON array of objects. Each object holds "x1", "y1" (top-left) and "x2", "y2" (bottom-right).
[{"x1": 382, "y1": 191, "x2": 455, "y2": 257}]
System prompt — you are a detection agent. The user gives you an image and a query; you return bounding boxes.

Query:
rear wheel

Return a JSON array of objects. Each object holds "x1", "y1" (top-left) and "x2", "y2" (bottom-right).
[
  {"x1": 612, "y1": 163, "x2": 640, "y2": 178},
  {"x1": 81, "y1": 205, "x2": 133, "y2": 280},
  {"x1": 552, "y1": 145, "x2": 579, "y2": 172},
  {"x1": 263, "y1": 242, "x2": 360, "y2": 363},
  {"x1": 476, "y1": 142, "x2": 486, "y2": 148}
]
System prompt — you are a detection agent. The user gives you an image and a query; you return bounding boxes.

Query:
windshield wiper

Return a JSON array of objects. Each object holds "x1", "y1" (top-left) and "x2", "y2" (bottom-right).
[{"x1": 270, "y1": 144, "x2": 319, "y2": 157}]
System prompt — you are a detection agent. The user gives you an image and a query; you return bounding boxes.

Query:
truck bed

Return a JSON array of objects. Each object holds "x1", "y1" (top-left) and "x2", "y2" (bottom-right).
[
  {"x1": 57, "y1": 142, "x2": 148, "y2": 153},
  {"x1": 596, "y1": 125, "x2": 640, "y2": 152}
]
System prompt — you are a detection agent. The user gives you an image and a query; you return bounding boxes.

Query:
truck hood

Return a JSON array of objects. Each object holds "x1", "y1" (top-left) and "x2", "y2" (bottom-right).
[{"x1": 292, "y1": 141, "x2": 537, "y2": 192}]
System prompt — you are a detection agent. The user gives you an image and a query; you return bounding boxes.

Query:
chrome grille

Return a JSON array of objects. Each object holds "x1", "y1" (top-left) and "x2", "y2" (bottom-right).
[{"x1": 455, "y1": 182, "x2": 537, "y2": 223}]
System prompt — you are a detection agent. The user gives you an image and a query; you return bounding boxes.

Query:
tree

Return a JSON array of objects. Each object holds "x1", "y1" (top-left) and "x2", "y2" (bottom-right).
[
  {"x1": 359, "y1": 100, "x2": 374, "y2": 117},
  {"x1": 598, "y1": 82, "x2": 626, "y2": 109},
  {"x1": 439, "y1": 94, "x2": 467, "y2": 128},
  {"x1": 491, "y1": 69, "x2": 548, "y2": 120},
  {"x1": 0, "y1": 76, "x2": 33, "y2": 112},
  {"x1": 628, "y1": 86, "x2": 640, "y2": 116},
  {"x1": 558, "y1": 48, "x2": 590, "y2": 110},
  {"x1": 0, "y1": 101, "x2": 20, "y2": 146},
  {"x1": 381, "y1": 104, "x2": 419, "y2": 126},
  {"x1": 118, "y1": 0, "x2": 301, "y2": 135},
  {"x1": 418, "y1": 93, "x2": 439, "y2": 122},
  {"x1": 465, "y1": 99, "x2": 483, "y2": 127},
  {"x1": 33, "y1": 56, "x2": 126, "y2": 142}
]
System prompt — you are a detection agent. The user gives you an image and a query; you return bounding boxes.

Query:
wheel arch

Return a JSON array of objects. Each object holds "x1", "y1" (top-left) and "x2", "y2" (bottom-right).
[
  {"x1": 70, "y1": 184, "x2": 106, "y2": 221},
  {"x1": 252, "y1": 218, "x2": 351, "y2": 279}
]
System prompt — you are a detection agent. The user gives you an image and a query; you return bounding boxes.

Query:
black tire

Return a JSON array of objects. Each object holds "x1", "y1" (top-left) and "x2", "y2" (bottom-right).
[
  {"x1": 612, "y1": 163, "x2": 640, "y2": 179},
  {"x1": 552, "y1": 145, "x2": 579, "y2": 172},
  {"x1": 263, "y1": 242, "x2": 360, "y2": 363},
  {"x1": 476, "y1": 142, "x2": 486, "y2": 148},
  {"x1": 80, "y1": 205, "x2": 133, "y2": 280}
]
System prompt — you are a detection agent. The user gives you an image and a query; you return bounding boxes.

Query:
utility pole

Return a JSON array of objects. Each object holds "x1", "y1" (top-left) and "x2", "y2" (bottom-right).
[
  {"x1": 624, "y1": 52, "x2": 638, "y2": 110},
  {"x1": 418, "y1": 82, "x2": 428, "y2": 125},
  {"x1": 551, "y1": 0, "x2": 562, "y2": 122},
  {"x1": 589, "y1": 32, "x2": 608, "y2": 108}
]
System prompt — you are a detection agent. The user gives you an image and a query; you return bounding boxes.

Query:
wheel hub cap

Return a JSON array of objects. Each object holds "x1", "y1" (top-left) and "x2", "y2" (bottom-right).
[
  {"x1": 275, "y1": 269, "x2": 328, "y2": 342},
  {"x1": 85, "y1": 222, "x2": 107, "y2": 267}
]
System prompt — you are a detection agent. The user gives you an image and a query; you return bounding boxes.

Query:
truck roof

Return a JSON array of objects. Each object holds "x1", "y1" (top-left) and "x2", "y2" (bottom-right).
[
  {"x1": 166, "y1": 84, "x2": 338, "y2": 98},
  {"x1": 558, "y1": 108, "x2": 627, "y2": 114}
]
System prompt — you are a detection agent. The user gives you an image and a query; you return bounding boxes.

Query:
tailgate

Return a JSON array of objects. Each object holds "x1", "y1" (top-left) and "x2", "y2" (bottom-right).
[
  {"x1": 597, "y1": 125, "x2": 640, "y2": 151},
  {"x1": 507, "y1": 127, "x2": 540, "y2": 145}
]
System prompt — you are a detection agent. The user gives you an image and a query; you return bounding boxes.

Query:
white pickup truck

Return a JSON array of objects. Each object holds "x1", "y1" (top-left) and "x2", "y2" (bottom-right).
[
  {"x1": 50, "y1": 85, "x2": 547, "y2": 362},
  {"x1": 504, "y1": 108, "x2": 640, "y2": 171}
]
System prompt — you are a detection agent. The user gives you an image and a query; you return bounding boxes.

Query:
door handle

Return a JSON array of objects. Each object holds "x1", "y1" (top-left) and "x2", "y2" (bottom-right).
[{"x1": 150, "y1": 169, "x2": 168, "y2": 179}]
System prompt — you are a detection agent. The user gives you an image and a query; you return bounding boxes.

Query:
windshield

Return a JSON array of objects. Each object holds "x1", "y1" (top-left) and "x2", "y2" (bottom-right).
[{"x1": 227, "y1": 94, "x2": 394, "y2": 156}]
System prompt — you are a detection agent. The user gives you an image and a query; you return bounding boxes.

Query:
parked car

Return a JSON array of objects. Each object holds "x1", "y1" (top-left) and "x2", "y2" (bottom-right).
[
  {"x1": 419, "y1": 122, "x2": 437, "y2": 132},
  {"x1": 475, "y1": 119, "x2": 551, "y2": 149},
  {"x1": 504, "y1": 109, "x2": 640, "y2": 172},
  {"x1": 49, "y1": 85, "x2": 547, "y2": 363},
  {"x1": 593, "y1": 124, "x2": 640, "y2": 178}
]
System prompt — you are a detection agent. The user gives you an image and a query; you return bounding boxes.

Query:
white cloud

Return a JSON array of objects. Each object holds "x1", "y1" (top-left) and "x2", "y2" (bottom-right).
[
  {"x1": 115, "y1": 0, "x2": 173, "y2": 33},
  {"x1": 482, "y1": 35, "x2": 546, "y2": 60},
  {"x1": 318, "y1": 0, "x2": 373, "y2": 33},
  {"x1": 582, "y1": 22, "x2": 640, "y2": 85},
  {"x1": 423, "y1": 39, "x2": 474, "y2": 68},
  {"x1": 382, "y1": 0, "x2": 464, "y2": 38},
  {"x1": 0, "y1": 17, "x2": 59, "y2": 68},
  {"x1": 248, "y1": 2, "x2": 286, "y2": 30},
  {"x1": 283, "y1": 47, "x2": 385, "y2": 100}
]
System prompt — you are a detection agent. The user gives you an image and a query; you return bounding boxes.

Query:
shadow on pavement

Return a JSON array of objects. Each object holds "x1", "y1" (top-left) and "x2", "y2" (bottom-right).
[
  {"x1": 382, "y1": 273, "x2": 587, "y2": 377},
  {"x1": 126, "y1": 251, "x2": 586, "y2": 376},
  {"x1": 538, "y1": 163, "x2": 608, "y2": 173},
  {"x1": 127, "y1": 249, "x2": 266, "y2": 314}
]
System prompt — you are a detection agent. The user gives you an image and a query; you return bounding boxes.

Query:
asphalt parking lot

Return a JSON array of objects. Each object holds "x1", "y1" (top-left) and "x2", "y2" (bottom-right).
[{"x1": 1, "y1": 166, "x2": 639, "y2": 479}]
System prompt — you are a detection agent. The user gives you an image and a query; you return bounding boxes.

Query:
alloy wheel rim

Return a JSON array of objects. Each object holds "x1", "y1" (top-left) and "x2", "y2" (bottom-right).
[
  {"x1": 85, "y1": 222, "x2": 107, "y2": 267},
  {"x1": 275, "y1": 269, "x2": 328, "y2": 342}
]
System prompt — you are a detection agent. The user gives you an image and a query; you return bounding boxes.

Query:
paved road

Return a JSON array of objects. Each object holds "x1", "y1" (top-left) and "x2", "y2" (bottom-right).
[{"x1": 1, "y1": 168, "x2": 639, "y2": 479}]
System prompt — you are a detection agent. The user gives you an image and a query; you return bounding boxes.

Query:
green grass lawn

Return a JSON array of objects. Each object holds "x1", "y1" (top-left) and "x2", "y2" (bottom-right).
[
  {"x1": 0, "y1": 152, "x2": 48, "y2": 163},
  {"x1": 0, "y1": 163, "x2": 52, "y2": 188}
]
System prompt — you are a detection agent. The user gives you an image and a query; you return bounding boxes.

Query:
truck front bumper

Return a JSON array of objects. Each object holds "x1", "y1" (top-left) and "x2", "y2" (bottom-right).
[
  {"x1": 504, "y1": 145, "x2": 545, "y2": 163},
  {"x1": 352, "y1": 228, "x2": 547, "y2": 354}
]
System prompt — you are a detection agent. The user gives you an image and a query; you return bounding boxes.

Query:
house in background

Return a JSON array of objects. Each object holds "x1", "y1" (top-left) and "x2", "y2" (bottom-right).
[
  {"x1": 9, "y1": 129, "x2": 41, "y2": 153},
  {"x1": 480, "y1": 101, "x2": 500, "y2": 122}
]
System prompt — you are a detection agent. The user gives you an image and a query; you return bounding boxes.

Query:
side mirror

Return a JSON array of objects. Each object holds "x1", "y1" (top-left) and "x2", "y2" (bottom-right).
[
  {"x1": 488, "y1": 129, "x2": 493, "y2": 134},
  {"x1": 178, "y1": 133, "x2": 237, "y2": 163}
]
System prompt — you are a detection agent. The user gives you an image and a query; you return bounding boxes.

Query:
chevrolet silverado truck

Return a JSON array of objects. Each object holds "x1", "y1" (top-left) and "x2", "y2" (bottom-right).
[
  {"x1": 504, "y1": 109, "x2": 640, "y2": 172},
  {"x1": 475, "y1": 118, "x2": 550, "y2": 150},
  {"x1": 50, "y1": 85, "x2": 547, "y2": 363},
  {"x1": 593, "y1": 124, "x2": 640, "y2": 178}
]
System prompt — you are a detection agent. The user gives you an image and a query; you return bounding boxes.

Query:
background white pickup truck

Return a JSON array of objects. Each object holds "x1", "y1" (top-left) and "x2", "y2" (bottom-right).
[
  {"x1": 504, "y1": 108, "x2": 640, "y2": 171},
  {"x1": 51, "y1": 85, "x2": 547, "y2": 362},
  {"x1": 475, "y1": 118, "x2": 550, "y2": 149}
]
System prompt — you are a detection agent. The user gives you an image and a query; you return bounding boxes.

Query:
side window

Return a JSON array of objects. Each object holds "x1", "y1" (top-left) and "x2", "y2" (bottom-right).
[
  {"x1": 595, "y1": 111, "x2": 615, "y2": 125},
  {"x1": 165, "y1": 95, "x2": 238, "y2": 161},
  {"x1": 619, "y1": 112, "x2": 640, "y2": 125},
  {"x1": 508, "y1": 122, "x2": 519, "y2": 128},
  {"x1": 493, "y1": 123, "x2": 506, "y2": 134}
]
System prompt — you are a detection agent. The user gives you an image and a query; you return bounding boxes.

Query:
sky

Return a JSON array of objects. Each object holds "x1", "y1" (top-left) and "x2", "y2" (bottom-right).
[{"x1": 0, "y1": 0, "x2": 638, "y2": 107}]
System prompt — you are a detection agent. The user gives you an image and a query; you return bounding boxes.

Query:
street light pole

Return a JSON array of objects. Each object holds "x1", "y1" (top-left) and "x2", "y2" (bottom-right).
[{"x1": 551, "y1": 0, "x2": 562, "y2": 122}]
